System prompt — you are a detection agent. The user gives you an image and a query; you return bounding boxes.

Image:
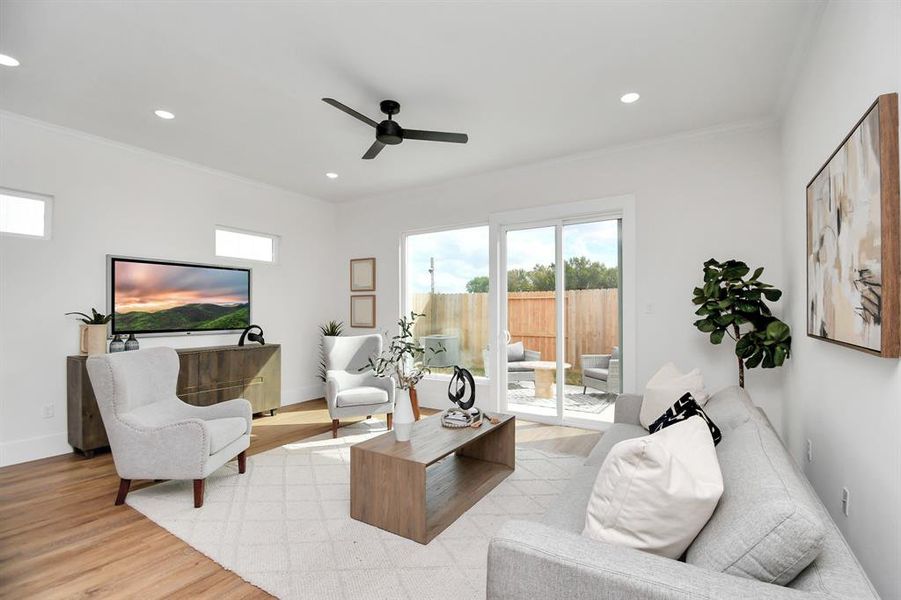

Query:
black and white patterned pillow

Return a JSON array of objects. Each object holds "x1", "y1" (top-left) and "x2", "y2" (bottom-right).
[{"x1": 648, "y1": 392, "x2": 722, "y2": 446}]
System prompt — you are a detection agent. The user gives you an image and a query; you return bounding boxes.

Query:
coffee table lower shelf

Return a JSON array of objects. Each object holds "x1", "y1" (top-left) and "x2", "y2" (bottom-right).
[{"x1": 425, "y1": 454, "x2": 513, "y2": 541}]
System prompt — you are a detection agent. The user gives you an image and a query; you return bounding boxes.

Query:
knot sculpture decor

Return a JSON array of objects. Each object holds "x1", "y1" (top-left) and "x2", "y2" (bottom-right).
[
  {"x1": 442, "y1": 366, "x2": 499, "y2": 428},
  {"x1": 448, "y1": 365, "x2": 476, "y2": 410},
  {"x1": 238, "y1": 324, "x2": 265, "y2": 346}
]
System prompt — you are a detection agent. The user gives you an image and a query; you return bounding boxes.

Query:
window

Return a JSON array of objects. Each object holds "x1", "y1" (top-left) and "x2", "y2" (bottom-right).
[
  {"x1": 404, "y1": 225, "x2": 489, "y2": 377},
  {"x1": 0, "y1": 188, "x2": 52, "y2": 239},
  {"x1": 215, "y1": 226, "x2": 278, "y2": 263}
]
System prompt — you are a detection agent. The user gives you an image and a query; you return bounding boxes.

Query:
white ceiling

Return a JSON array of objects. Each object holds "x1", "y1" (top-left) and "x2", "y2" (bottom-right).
[{"x1": 0, "y1": 1, "x2": 818, "y2": 201}]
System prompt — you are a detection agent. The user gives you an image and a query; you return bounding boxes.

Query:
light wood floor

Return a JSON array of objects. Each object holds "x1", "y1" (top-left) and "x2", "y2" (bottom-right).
[{"x1": 0, "y1": 400, "x2": 601, "y2": 599}]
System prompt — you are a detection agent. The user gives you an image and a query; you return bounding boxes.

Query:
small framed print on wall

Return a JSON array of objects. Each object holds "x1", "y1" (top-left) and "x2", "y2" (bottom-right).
[
  {"x1": 350, "y1": 257, "x2": 376, "y2": 292},
  {"x1": 350, "y1": 295, "x2": 376, "y2": 328}
]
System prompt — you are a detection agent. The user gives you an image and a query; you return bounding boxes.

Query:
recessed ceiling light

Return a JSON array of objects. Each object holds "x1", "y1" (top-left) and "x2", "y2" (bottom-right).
[
  {"x1": 620, "y1": 92, "x2": 640, "y2": 104},
  {"x1": 325, "y1": 172, "x2": 339, "y2": 179},
  {"x1": 154, "y1": 109, "x2": 175, "y2": 120},
  {"x1": 0, "y1": 54, "x2": 20, "y2": 67}
]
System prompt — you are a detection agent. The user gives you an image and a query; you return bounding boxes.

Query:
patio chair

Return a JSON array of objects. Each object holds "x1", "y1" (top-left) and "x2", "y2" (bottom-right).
[
  {"x1": 482, "y1": 341, "x2": 541, "y2": 382},
  {"x1": 581, "y1": 346, "x2": 621, "y2": 394}
]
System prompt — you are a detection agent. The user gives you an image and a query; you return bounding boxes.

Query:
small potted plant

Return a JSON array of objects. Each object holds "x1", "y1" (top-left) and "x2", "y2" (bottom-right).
[
  {"x1": 318, "y1": 320, "x2": 345, "y2": 382},
  {"x1": 366, "y1": 312, "x2": 442, "y2": 441},
  {"x1": 65, "y1": 308, "x2": 112, "y2": 356}
]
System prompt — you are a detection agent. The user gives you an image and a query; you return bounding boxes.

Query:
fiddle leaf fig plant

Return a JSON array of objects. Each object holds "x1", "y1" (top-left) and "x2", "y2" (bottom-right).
[{"x1": 692, "y1": 259, "x2": 791, "y2": 388}]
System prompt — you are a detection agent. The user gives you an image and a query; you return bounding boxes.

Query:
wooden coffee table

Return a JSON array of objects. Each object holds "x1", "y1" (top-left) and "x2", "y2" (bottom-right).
[
  {"x1": 518, "y1": 360, "x2": 571, "y2": 398},
  {"x1": 350, "y1": 412, "x2": 515, "y2": 544}
]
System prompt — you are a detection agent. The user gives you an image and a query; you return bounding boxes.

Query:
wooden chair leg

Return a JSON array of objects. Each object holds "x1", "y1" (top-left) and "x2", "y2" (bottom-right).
[
  {"x1": 237, "y1": 450, "x2": 246, "y2": 474},
  {"x1": 410, "y1": 386, "x2": 421, "y2": 421},
  {"x1": 115, "y1": 478, "x2": 131, "y2": 506},
  {"x1": 331, "y1": 419, "x2": 339, "y2": 438},
  {"x1": 193, "y1": 479, "x2": 205, "y2": 508},
  {"x1": 386, "y1": 413, "x2": 393, "y2": 430}
]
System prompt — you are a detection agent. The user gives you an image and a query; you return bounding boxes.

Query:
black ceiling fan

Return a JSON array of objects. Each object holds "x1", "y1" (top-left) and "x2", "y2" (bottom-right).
[{"x1": 322, "y1": 98, "x2": 468, "y2": 159}]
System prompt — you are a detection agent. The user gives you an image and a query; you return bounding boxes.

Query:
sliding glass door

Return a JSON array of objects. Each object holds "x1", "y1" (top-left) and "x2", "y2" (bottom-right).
[
  {"x1": 498, "y1": 217, "x2": 622, "y2": 426},
  {"x1": 503, "y1": 225, "x2": 560, "y2": 418},
  {"x1": 562, "y1": 219, "x2": 621, "y2": 423}
]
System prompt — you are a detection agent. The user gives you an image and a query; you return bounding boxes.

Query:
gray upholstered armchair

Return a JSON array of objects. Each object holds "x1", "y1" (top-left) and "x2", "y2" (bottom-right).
[
  {"x1": 86, "y1": 347, "x2": 252, "y2": 508},
  {"x1": 324, "y1": 334, "x2": 395, "y2": 438},
  {"x1": 483, "y1": 341, "x2": 541, "y2": 382},
  {"x1": 581, "y1": 346, "x2": 621, "y2": 394}
]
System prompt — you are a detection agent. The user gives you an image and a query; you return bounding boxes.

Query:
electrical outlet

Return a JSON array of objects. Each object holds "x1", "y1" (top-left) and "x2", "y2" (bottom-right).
[
  {"x1": 806, "y1": 439, "x2": 813, "y2": 462},
  {"x1": 841, "y1": 487, "x2": 850, "y2": 517},
  {"x1": 42, "y1": 404, "x2": 54, "y2": 419}
]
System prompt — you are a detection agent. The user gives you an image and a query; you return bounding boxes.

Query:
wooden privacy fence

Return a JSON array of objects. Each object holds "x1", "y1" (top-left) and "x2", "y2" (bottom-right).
[{"x1": 411, "y1": 289, "x2": 619, "y2": 370}]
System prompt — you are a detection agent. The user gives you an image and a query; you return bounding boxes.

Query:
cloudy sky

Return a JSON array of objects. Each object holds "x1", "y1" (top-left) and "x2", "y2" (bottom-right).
[
  {"x1": 114, "y1": 261, "x2": 249, "y2": 313},
  {"x1": 406, "y1": 220, "x2": 618, "y2": 294}
]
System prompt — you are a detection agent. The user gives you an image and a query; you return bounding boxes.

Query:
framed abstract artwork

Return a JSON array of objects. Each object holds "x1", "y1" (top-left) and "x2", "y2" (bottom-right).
[
  {"x1": 350, "y1": 257, "x2": 376, "y2": 292},
  {"x1": 807, "y1": 93, "x2": 900, "y2": 357},
  {"x1": 350, "y1": 294, "x2": 376, "y2": 328}
]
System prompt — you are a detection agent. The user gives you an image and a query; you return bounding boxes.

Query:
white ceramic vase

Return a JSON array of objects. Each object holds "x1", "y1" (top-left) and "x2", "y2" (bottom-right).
[{"x1": 393, "y1": 387, "x2": 415, "y2": 442}]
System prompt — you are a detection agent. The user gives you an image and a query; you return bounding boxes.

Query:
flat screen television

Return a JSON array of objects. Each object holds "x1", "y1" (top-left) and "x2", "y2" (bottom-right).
[{"x1": 108, "y1": 256, "x2": 251, "y2": 335}]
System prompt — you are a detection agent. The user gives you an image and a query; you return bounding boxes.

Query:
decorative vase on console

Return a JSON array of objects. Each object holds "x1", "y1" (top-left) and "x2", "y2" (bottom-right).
[
  {"x1": 109, "y1": 334, "x2": 125, "y2": 353},
  {"x1": 65, "y1": 308, "x2": 112, "y2": 356},
  {"x1": 125, "y1": 333, "x2": 139, "y2": 351},
  {"x1": 364, "y1": 312, "x2": 444, "y2": 442}
]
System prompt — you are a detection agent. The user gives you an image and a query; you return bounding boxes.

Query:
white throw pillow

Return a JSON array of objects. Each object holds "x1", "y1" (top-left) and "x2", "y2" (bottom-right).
[
  {"x1": 583, "y1": 416, "x2": 724, "y2": 559},
  {"x1": 640, "y1": 362, "x2": 708, "y2": 429}
]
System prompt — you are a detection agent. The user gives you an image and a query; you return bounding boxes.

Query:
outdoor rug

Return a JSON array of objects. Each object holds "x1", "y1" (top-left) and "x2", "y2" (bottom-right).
[
  {"x1": 507, "y1": 382, "x2": 615, "y2": 414},
  {"x1": 126, "y1": 419, "x2": 585, "y2": 600}
]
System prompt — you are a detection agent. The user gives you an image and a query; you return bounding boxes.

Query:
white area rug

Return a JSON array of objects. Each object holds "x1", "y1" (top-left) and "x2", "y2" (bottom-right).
[{"x1": 126, "y1": 419, "x2": 584, "y2": 600}]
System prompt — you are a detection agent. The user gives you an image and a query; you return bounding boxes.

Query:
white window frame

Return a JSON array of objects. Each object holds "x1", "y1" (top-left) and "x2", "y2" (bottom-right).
[
  {"x1": 0, "y1": 187, "x2": 53, "y2": 240},
  {"x1": 214, "y1": 225, "x2": 280, "y2": 264},
  {"x1": 400, "y1": 220, "x2": 491, "y2": 383}
]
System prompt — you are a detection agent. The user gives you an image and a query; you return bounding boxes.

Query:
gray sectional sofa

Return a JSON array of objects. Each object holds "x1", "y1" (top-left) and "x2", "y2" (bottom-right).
[{"x1": 487, "y1": 386, "x2": 880, "y2": 599}]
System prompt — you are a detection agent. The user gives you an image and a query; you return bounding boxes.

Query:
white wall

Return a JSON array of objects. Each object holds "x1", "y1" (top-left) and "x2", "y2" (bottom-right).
[
  {"x1": 332, "y1": 124, "x2": 788, "y2": 425},
  {"x1": 779, "y1": 2, "x2": 901, "y2": 597},
  {"x1": 0, "y1": 114, "x2": 335, "y2": 466}
]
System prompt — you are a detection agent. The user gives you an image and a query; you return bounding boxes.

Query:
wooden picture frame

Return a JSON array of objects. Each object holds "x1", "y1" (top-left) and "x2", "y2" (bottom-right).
[
  {"x1": 806, "y1": 93, "x2": 900, "y2": 357},
  {"x1": 350, "y1": 295, "x2": 376, "y2": 328},
  {"x1": 350, "y1": 257, "x2": 376, "y2": 292}
]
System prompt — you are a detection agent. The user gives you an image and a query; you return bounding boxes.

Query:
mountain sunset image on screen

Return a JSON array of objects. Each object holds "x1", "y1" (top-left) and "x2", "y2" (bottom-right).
[{"x1": 112, "y1": 260, "x2": 250, "y2": 333}]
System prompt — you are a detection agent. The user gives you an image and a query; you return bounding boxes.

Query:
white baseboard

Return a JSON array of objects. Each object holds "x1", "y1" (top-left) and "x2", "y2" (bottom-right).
[
  {"x1": 281, "y1": 383, "x2": 325, "y2": 406},
  {"x1": 0, "y1": 432, "x2": 72, "y2": 467},
  {"x1": 0, "y1": 385, "x2": 326, "y2": 468}
]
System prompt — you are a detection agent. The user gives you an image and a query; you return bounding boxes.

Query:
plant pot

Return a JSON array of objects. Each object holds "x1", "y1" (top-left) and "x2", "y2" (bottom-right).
[
  {"x1": 79, "y1": 324, "x2": 108, "y2": 356},
  {"x1": 393, "y1": 388, "x2": 415, "y2": 442}
]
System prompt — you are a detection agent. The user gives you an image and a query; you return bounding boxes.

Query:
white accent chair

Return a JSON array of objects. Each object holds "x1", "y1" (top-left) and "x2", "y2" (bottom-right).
[
  {"x1": 581, "y1": 346, "x2": 621, "y2": 394},
  {"x1": 324, "y1": 334, "x2": 395, "y2": 438},
  {"x1": 86, "y1": 347, "x2": 252, "y2": 508}
]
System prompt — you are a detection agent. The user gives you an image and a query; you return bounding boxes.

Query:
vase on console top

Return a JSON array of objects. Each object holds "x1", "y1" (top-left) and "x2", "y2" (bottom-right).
[
  {"x1": 125, "y1": 333, "x2": 140, "y2": 351},
  {"x1": 109, "y1": 334, "x2": 125, "y2": 353}
]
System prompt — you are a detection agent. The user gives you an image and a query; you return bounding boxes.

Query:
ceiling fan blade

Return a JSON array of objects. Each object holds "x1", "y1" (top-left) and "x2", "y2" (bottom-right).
[
  {"x1": 322, "y1": 98, "x2": 378, "y2": 128},
  {"x1": 362, "y1": 140, "x2": 385, "y2": 160},
  {"x1": 402, "y1": 129, "x2": 468, "y2": 144}
]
